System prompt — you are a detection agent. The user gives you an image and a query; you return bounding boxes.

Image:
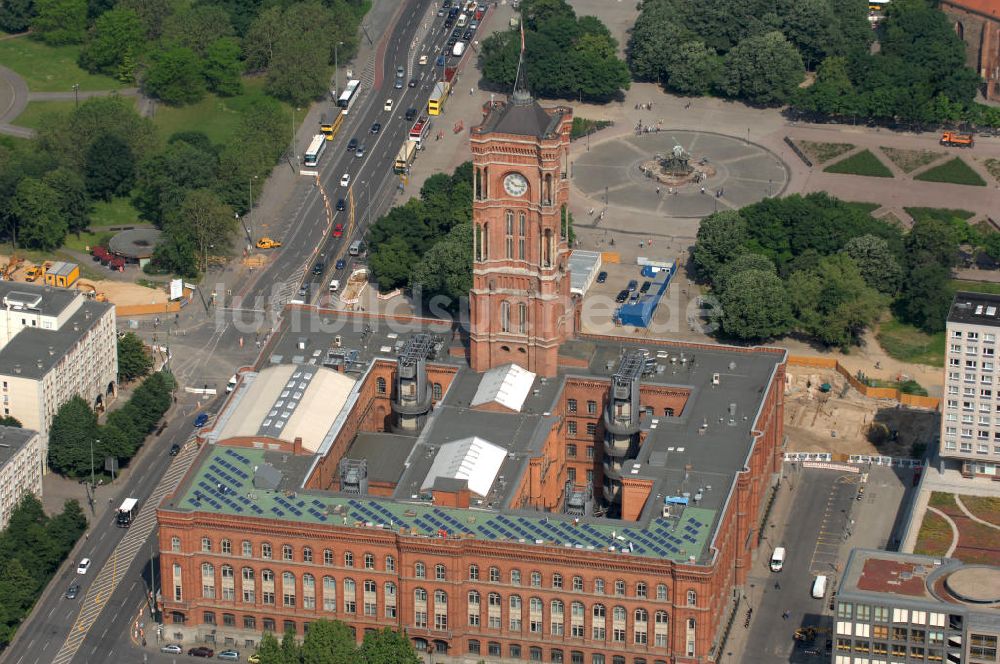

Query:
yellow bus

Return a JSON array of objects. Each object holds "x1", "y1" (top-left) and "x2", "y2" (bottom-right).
[
  {"x1": 320, "y1": 110, "x2": 345, "y2": 141},
  {"x1": 428, "y1": 81, "x2": 450, "y2": 116}
]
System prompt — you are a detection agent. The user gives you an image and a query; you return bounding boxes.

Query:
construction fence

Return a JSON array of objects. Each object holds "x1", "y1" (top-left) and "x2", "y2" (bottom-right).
[{"x1": 787, "y1": 356, "x2": 940, "y2": 411}]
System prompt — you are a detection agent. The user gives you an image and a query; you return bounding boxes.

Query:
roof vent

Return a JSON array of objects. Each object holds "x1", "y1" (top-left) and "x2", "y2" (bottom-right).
[
  {"x1": 73, "y1": 322, "x2": 79, "y2": 331},
  {"x1": 13, "y1": 364, "x2": 20, "y2": 375},
  {"x1": 36, "y1": 359, "x2": 43, "y2": 369},
  {"x1": 48, "y1": 346, "x2": 54, "y2": 356},
  {"x1": 729, "y1": 361, "x2": 736, "y2": 370}
]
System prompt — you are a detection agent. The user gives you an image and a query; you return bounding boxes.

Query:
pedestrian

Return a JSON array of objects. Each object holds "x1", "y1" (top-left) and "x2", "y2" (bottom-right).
[
  {"x1": 775, "y1": 581, "x2": 781, "y2": 590},
  {"x1": 656, "y1": 187, "x2": 660, "y2": 196},
  {"x1": 700, "y1": 187, "x2": 706, "y2": 195}
]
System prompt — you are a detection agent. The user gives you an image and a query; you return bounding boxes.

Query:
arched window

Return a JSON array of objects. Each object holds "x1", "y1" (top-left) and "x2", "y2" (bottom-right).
[
  {"x1": 302, "y1": 574, "x2": 315, "y2": 609},
  {"x1": 384, "y1": 582, "x2": 397, "y2": 618},
  {"x1": 415, "y1": 562, "x2": 426, "y2": 579},
  {"x1": 436, "y1": 563, "x2": 447, "y2": 581},
  {"x1": 505, "y1": 210, "x2": 514, "y2": 259},
  {"x1": 364, "y1": 553, "x2": 375, "y2": 569},
  {"x1": 302, "y1": 547, "x2": 313, "y2": 563},
  {"x1": 654, "y1": 611, "x2": 669, "y2": 647},
  {"x1": 434, "y1": 589, "x2": 448, "y2": 605},
  {"x1": 543, "y1": 173, "x2": 552, "y2": 205},
  {"x1": 432, "y1": 383, "x2": 442, "y2": 400},
  {"x1": 344, "y1": 551, "x2": 353, "y2": 567},
  {"x1": 511, "y1": 568, "x2": 521, "y2": 585},
  {"x1": 363, "y1": 579, "x2": 377, "y2": 616},
  {"x1": 414, "y1": 587, "x2": 428, "y2": 628},
  {"x1": 220, "y1": 565, "x2": 234, "y2": 601},
  {"x1": 509, "y1": 594, "x2": 522, "y2": 631},
  {"x1": 261, "y1": 569, "x2": 275, "y2": 606},
  {"x1": 636, "y1": 582, "x2": 647, "y2": 598},
  {"x1": 171, "y1": 536, "x2": 180, "y2": 552},
  {"x1": 469, "y1": 564, "x2": 479, "y2": 580},
  {"x1": 613, "y1": 606, "x2": 626, "y2": 621},
  {"x1": 343, "y1": 578, "x2": 356, "y2": 614},
  {"x1": 385, "y1": 555, "x2": 395, "y2": 572},
  {"x1": 282, "y1": 544, "x2": 293, "y2": 561},
  {"x1": 518, "y1": 302, "x2": 527, "y2": 334},
  {"x1": 201, "y1": 537, "x2": 212, "y2": 552},
  {"x1": 501, "y1": 301, "x2": 511, "y2": 333},
  {"x1": 594, "y1": 578, "x2": 605, "y2": 594},
  {"x1": 221, "y1": 539, "x2": 231, "y2": 554},
  {"x1": 489, "y1": 566, "x2": 500, "y2": 583},
  {"x1": 551, "y1": 599, "x2": 565, "y2": 635},
  {"x1": 323, "y1": 549, "x2": 333, "y2": 566},
  {"x1": 282, "y1": 571, "x2": 296, "y2": 607},
  {"x1": 686, "y1": 590, "x2": 697, "y2": 606},
  {"x1": 376, "y1": 377, "x2": 387, "y2": 394},
  {"x1": 592, "y1": 604, "x2": 606, "y2": 640},
  {"x1": 201, "y1": 563, "x2": 215, "y2": 599},
  {"x1": 656, "y1": 584, "x2": 667, "y2": 601},
  {"x1": 615, "y1": 579, "x2": 625, "y2": 596},
  {"x1": 322, "y1": 576, "x2": 336, "y2": 612},
  {"x1": 469, "y1": 591, "x2": 482, "y2": 625},
  {"x1": 542, "y1": 229, "x2": 553, "y2": 267},
  {"x1": 241, "y1": 568, "x2": 255, "y2": 604},
  {"x1": 261, "y1": 542, "x2": 271, "y2": 559},
  {"x1": 573, "y1": 576, "x2": 583, "y2": 591},
  {"x1": 518, "y1": 211, "x2": 526, "y2": 259}
]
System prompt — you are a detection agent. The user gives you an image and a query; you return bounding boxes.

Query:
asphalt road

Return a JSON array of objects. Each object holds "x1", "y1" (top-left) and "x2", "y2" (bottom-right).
[{"x1": 2, "y1": 3, "x2": 473, "y2": 663}]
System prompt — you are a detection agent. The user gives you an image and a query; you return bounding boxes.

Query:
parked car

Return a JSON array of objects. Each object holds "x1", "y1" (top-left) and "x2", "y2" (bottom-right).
[
  {"x1": 169, "y1": 443, "x2": 181, "y2": 456},
  {"x1": 346, "y1": 137, "x2": 358, "y2": 152},
  {"x1": 160, "y1": 644, "x2": 183, "y2": 655},
  {"x1": 188, "y1": 646, "x2": 214, "y2": 658},
  {"x1": 64, "y1": 583, "x2": 80, "y2": 599},
  {"x1": 639, "y1": 281, "x2": 651, "y2": 293},
  {"x1": 333, "y1": 223, "x2": 344, "y2": 238},
  {"x1": 194, "y1": 412, "x2": 209, "y2": 427},
  {"x1": 463, "y1": 29, "x2": 473, "y2": 40},
  {"x1": 615, "y1": 289, "x2": 628, "y2": 303},
  {"x1": 627, "y1": 279, "x2": 638, "y2": 292},
  {"x1": 596, "y1": 271, "x2": 607, "y2": 283},
  {"x1": 76, "y1": 558, "x2": 91, "y2": 575},
  {"x1": 628, "y1": 293, "x2": 641, "y2": 304},
  {"x1": 336, "y1": 198, "x2": 346, "y2": 211},
  {"x1": 335, "y1": 259, "x2": 346, "y2": 270},
  {"x1": 218, "y1": 651, "x2": 240, "y2": 661}
]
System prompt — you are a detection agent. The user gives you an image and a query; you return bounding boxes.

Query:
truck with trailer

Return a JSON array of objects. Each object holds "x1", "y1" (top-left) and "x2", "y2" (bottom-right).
[
  {"x1": 116, "y1": 497, "x2": 139, "y2": 527},
  {"x1": 394, "y1": 141, "x2": 418, "y2": 173}
]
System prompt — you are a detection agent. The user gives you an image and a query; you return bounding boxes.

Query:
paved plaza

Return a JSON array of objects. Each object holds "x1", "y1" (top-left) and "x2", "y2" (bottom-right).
[{"x1": 573, "y1": 130, "x2": 789, "y2": 218}]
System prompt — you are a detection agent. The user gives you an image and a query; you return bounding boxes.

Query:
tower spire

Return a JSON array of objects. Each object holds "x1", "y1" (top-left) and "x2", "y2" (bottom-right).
[{"x1": 511, "y1": 22, "x2": 532, "y2": 105}]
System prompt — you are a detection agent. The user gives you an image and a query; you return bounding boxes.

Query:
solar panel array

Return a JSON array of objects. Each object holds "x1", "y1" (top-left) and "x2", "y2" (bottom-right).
[{"x1": 179, "y1": 448, "x2": 714, "y2": 561}]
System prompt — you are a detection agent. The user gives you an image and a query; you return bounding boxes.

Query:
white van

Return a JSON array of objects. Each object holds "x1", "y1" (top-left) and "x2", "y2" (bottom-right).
[
  {"x1": 349, "y1": 240, "x2": 366, "y2": 256},
  {"x1": 328, "y1": 279, "x2": 340, "y2": 293},
  {"x1": 811, "y1": 575, "x2": 828, "y2": 599},
  {"x1": 226, "y1": 374, "x2": 238, "y2": 393},
  {"x1": 456, "y1": 12, "x2": 468, "y2": 27},
  {"x1": 770, "y1": 547, "x2": 786, "y2": 573},
  {"x1": 452, "y1": 41, "x2": 466, "y2": 58}
]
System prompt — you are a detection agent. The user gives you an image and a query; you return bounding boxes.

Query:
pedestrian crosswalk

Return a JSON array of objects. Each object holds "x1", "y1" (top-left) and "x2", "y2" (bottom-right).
[{"x1": 52, "y1": 436, "x2": 201, "y2": 664}]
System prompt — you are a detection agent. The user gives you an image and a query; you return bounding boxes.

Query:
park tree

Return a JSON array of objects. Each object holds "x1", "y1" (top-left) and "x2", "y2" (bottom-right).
[
  {"x1": 904, "y1": 217, "x2": 957, "y2": 270},
  {"x1": 47, "y1": 396, "x2": 100, "y2": 477},
  {"x1": 133, "y1": 138, "x2": 218, "y2": 225},
  {"x1": 9, "y1": 177, "x2": 67, "y2": 250},
  {"x1": 203, "y1": 37, "x2": 244, "y2": 96},
  {"x1": 117, "y1": 0, "x2": 171, "y2": 39},
  {"x1": 692, "y1": 210, "x2": 749, "y2": 281},
  {"x1": 843, "y1": 234, "x2": 902, "y2": 295},
  {"x1": 37, "y1": 96, "x2": 155, "y2": 171},
  {"x1": 84, "y1": 133, "x2": 136, "y2": 201},
  {"x1": 666, "y1": 41, "x2": 723, "y2": 96},
  {"x1": 168, "y1": 188, "x2": 236, "y2": 273},
  {"x1": 0, "y1": 416, "x2": 23, "y2": 427},
  {"x1": 369, "y1": 236, "x2": 418, "y2": 292},
  {"x1": 242, "y1": 5, "x2": 283, "y2": 72},
  {"x1": 78, "y1": 7, "x2": 144, "y2": 80},
  {"x1": 160, "y1": 5, "x2": 234, "y2": 57},
  {"x1": 410, "y1": 222, "x2": 473, "y2": 311},
  {"x1": 265, "y1": 2, "x2": 336, "y2": 105},
  {"x1": 714, "y1": 252, "x2": 776, "y2": 294},
  {"x1": 0, "y1": 0, "x2": 37, "y2": 33},
  {"x1": 254, "y1": 632, "x2": 283, "y2": 664},
  {"x1": 143, "y1": 46, "x2": 206, "y2": 105},
  {"x1": 359, "y1": 628, "x2": 421, "y2": 664},
  {"x1": 787, "y1": 254, "x2": 885, "y2": 348},
  {"x1": 897, "y1": 263, "x2": 954, "y2": 333},
  {"x1": 723, "y1": 31, "x2": 804, "y2": 104},
  {"x1": 30, "y1": 0, "x2": 86, "y2": 45},
  {"x1": 520, "y1": 0, "x2": 576, "y2": 31},
  {"x1": 627, "y1": 3, "x2": 686, "y2": 81},
  {"x1": 301, "y1": 620, "x2": 357, "y2": 664},
  {"x1": 117, "y1": 332, "x2": 153, "y2": 383},
  {"x1": 717, "y1": 269, "x2": 792, "y2": 340},
  {"x1": 86, "y1": 0, "x2": 114, "y2": 19},
  {"x1": 42, "y1": 167, "x2": 90, "y2": 236},
  {"x1": 779, "y1": 0, "x2": 839, "y2": 69}
]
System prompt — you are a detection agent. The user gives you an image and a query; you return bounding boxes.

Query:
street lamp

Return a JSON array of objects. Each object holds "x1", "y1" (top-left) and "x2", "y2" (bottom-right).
[
  {"x1": 248, "y1": 175, "x2": 258, "y2": 240},
  {"x1": 72, "y1": 83, "x2": 79, "y2": 109},
  {"x1": 334, "y1": 41, "x2": 345, "y2": 100}
]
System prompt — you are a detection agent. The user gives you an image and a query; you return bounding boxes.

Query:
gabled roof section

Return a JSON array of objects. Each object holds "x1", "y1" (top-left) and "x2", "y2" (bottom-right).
[
  {"x1": 420, "y1": 436, "x2": 507, "y2": 496},
  {"x1": 491, "y1": 98, "x2": 561, "y2": 138},
  {"x1": 471, "y1": 363, "x2": 536, "y2": 412}
]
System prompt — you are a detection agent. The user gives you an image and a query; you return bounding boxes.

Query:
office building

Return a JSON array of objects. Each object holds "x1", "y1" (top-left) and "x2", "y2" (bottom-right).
[{"x1": 0, "y1": 426, "x2": 41, "y2": 530}]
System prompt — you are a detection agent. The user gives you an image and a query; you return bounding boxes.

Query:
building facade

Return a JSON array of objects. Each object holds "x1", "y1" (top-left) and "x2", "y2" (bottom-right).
[
  {"x1": 0, "y1": 426, "x2": 41, "y2": 530},
  {"x1": 940, "y1": 292, "x2": 1000, "y2": 478},
  {"x1": 940, "y1": 0, "x2": 1000, "y2": 102},
  {"x1": 833, "y1": 549, "x2": 1000, "y2": 664},
  {"x1": 0, "y1": 282, "x2": 117, "y2": 471},
  {"x1": 468, "y1": 89, "x2": 574, "y2": 378}
]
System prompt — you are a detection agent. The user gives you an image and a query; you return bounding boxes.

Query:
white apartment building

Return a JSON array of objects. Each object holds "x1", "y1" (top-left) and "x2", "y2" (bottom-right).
[
  {"x1": 0, "y1": 282, "x2": 117, "y2": 473},
  {"x1": 0, "y1": 426, "x2": 41, "y2": 530},
  {"x1": 941, "y1": 291, "x2": 1000, "y2": 478}
]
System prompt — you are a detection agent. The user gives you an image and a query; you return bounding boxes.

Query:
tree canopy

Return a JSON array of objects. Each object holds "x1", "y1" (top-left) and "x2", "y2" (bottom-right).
[
  {"x1": 117, "y1": 331, "x2": 153, "y2": 383},
  {"x1": 478, "y1": 0, "x2": 629, "y2": 102},
  {"x1": 253, "y1": 621, "x2": 419, "y2": 664}
]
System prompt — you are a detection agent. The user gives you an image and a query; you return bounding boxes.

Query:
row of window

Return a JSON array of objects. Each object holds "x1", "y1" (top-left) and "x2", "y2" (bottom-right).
[
  {"x1": 374, "y1": 377, "x2": 443, "y2": 399},
  {"x1": 835, "y1": 605, "x2": 947, "y2": 627},
  {"x1": 834, "y1": 640, "x2": 944, "y2": 660},
  {"x1": 175, "y1": 544, "x2": 681, "y2": 601},
  {"x1": 466, "y1": 642, "x2": 667, "y2": 664},
  {"x1": 951, "y1": 330, "x2": 993, "y2": 342}
]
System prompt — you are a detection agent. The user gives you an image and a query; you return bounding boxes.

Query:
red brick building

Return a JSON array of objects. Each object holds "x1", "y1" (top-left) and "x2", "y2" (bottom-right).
[
  {"x1": 156, "y1": 88, "x2": 789, "y2": 664},
  {"x1": 940, "y1": 0, "x2": 1000, "y2": 102}
]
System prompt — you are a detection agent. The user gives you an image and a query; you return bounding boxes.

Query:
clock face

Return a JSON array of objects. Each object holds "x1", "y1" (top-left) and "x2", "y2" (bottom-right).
[{"x1": 503, "y1": 173, "x2": 528, "y2": 197}]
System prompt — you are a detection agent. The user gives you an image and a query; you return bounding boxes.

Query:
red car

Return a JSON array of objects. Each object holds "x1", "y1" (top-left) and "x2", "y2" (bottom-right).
[{"x1": 333, "y1": 223, "x2": 344, "y2": 238}]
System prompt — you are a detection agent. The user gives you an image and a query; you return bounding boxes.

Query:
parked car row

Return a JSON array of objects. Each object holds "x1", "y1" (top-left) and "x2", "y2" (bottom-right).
[{"x1": 614, "y1": 276, "x2": 652, "y2": 305}]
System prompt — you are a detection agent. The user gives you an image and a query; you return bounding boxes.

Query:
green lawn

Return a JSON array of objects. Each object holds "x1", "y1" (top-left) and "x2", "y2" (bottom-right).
[
  {"x1": 0, "y1": 36, "x2": 123, "y2": 92},
  {"x1": 798, "y1": 140, "x2": 855, "y2": 165},
  {"x1": 905, "y1": 207, "x2": 976, "y2": 224},
  {"x1": 10, "y1": 99, "x2": 77, "y2": 129},
  {"x1": 843, "y1": 201, "x2": 881, "y2": 216},
  {"x1": 152, "y1": 77, "x2": 293, "y2": 144},
  {"x1": 876, "y1": 317, "x2": 945, "y2": 367},
  {"x1": 89, "y1": 197, "x2": 142, "y2": 228},
  {"x1": 951, "y1": 280, "x2": 1000, "y2": 295},
  {"x1": 823, "y1": 149, "x2": 894, "y2": 178},
  {"x1": 914, "y1": 157, "x2": 987, "y2": 186}
]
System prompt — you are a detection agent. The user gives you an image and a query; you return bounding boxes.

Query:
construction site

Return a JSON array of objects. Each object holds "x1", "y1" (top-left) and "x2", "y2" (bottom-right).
[{"x1": 784, "y1": 361, "x2": 940, "y2": 459}]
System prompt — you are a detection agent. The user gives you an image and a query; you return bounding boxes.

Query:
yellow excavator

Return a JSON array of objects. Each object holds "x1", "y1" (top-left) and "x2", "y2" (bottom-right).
[{"x1": 256, "y1": 237, "x2": 282, "y2": 249}]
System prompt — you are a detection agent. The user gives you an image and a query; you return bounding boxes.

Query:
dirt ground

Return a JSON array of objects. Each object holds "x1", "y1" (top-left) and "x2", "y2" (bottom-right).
[
  {"x1": 785, "y1": 366, "x2": 939, "y2": 458},
  {"x1": 0, "y1": 254, "x2": 165, "y2": 306}
]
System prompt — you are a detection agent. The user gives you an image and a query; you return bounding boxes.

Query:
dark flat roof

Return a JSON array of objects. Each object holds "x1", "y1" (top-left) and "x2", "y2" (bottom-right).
[
  {"x1": 165, "y1": 309, "x2": 785, "y2": 564},
  {"x1": 0, "y1": 298, "x2": 113, "y2": 379},
  {"x1": 0, "y1": 426, "x2": 37, "y2": 469},
  {"x1": 948, "y1": 291, "x2": 1000, "y2": 327},
  {"x1": 0, "y1": 281, "x2": 79, "y2": 317}
]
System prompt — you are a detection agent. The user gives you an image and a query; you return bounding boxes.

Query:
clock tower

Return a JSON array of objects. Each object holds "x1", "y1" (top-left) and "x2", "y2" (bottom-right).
[{"x1": 467, "y1": 85, "x2": 574, "y2": 377}]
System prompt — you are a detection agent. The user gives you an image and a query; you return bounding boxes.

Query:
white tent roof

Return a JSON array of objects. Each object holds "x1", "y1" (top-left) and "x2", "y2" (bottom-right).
[
  {"x1": 420, "y1": 436, "x2": 507, "y2": 497},
  {"x1": 470, "y1": 363, "x2": 536, "y2": 412}
]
